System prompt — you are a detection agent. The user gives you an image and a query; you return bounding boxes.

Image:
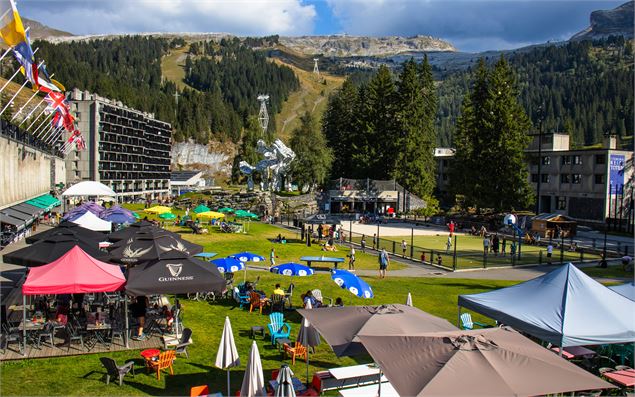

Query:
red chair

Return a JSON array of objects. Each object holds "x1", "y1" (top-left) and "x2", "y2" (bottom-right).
[{"x1": 190, "y1": 385, "x2": 209, "y2": 397}]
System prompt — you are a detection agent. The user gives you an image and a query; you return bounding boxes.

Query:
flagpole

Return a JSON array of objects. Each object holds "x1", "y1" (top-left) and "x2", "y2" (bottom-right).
[
  {"x1": 10, "y1": 88, "x2": 39, "y2": 121},
  {"x1": 19, "y1": 97, "x2": 46, "y2": 126},
  {"x1": 44, "y1": 127, "x2": 63, "y2": 144},
  {"x1": 0, "y1": 78, "x2": 29, "y2": 116},
  {"x1": 31, "y1": 113, "x2": 52, "y2": 136},
  {"x1": 0, "y1": 47, "x2": 39, "y2": 95},
  {"x1": 39, "y1": 124, "x2": 56, "y2": 142},
  {"x1": 24, "y1": 102, "x2": 48, "y2": 129},
  {"x1": 0, "y1": 47, "x2": 12, "y2": 64}
]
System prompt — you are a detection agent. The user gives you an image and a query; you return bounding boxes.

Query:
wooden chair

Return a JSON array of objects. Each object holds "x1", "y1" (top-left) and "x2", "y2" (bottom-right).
[
  {"x1": 284, "y1": 342, "x2": 307, "y2": 365},
  {"x1": 270, "y1": 294, "x2": 285, "y2": 313},
  {"x1": 249, "y1": 292, "x2": 268, "y2": 314},
  {"x1": 147, "y1": 350, "x2": 176, "y2": 380}
]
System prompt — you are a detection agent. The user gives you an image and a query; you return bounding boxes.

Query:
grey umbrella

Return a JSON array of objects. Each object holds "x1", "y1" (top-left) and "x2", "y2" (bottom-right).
[
  {"x1": 240, "y1": 340, "x2": 266, "y2": 397},
  {"x1": 357, "y1": 327, "x2": 616, "y2": 397},
  {"x1": 274, "y1": 364, "x2": 296, "y2": 397},
  {"x1": 215, "y1": 316, "x2": 240, "y2": 397},
  {"x1": 296, "y1": 300, "x2": 321, "y2": 385}
]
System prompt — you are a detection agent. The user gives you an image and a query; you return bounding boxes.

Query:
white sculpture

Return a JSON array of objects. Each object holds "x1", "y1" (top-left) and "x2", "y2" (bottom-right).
[{"x1": 239, "y1": 139, "x2": 295, "y2": 191}]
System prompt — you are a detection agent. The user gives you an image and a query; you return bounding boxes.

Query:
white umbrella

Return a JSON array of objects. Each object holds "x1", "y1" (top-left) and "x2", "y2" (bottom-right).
[
  {"x1": 275, "y1": 364, "x2": 296, "y2": 397},
  {"x1": 240, "y1": 340, "x2": 266, "y2": 397},
  {"x1": 297, "y1": 300, "x2": 321, "y2": 385},
  {"x1": 406, "y1": 292, "x2": 413, "y2": 307},
  {"x1": 215, "y1": 316, "x2": 240, "y2": 397}
]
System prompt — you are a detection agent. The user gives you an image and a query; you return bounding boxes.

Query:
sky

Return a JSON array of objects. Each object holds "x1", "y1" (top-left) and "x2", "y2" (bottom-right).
[{"x1": 18, "y1": 0, "x2": 625, "y2": 52}]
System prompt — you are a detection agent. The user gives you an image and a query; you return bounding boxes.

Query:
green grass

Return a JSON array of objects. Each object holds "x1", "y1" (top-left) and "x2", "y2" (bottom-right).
[
  {"x1": 579, "y1": 264, "x2": 634, "y2": 279},
  {"x1": 0, "y1": 274, "x2": 516, "y2": 396}
]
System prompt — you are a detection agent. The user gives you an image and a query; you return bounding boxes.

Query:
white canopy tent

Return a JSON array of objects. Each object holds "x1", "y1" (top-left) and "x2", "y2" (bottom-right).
[
  {"x1": 62, "y1": 181, "x2": 116, "y2": 197},
  {"x1": 71, "y1": 211, "x2": 112, "y2": 232}
]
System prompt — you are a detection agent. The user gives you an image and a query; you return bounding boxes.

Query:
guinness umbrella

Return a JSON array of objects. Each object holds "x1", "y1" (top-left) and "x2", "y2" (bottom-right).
[
  {"x1": 108, "y1": 227, "x2": 180, "y2": 249},
  {"x1": 107, "y1": 220, "x2": 157, "y2": 241},
  {"x1": 26, "y1": 221, "x2": 107, "y2": 244},
  {"x1": 297, "y1": 304, "x2": 457, "y2": 357},
  {"x1": 109, "y1": 234, "x2": 203, "y2": 265},
  {"x1": 125, "y1": 250, "x2": 225, "y2": 296},
  {"x1": 357, "y1": 327, "x2": 615, "y2": 397},
  {"x1": 2, "y1": 235, "x2": 111, "y2": 267}
]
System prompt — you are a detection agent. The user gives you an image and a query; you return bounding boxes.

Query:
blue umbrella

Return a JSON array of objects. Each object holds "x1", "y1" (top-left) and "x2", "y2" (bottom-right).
[
  {"x1": 271, "y1": 263, "x2": 314, "y2": 277},
  {"x1": 331, "y1": 270, "x2": 373, "y2": 299},
  {"x1": 212, "y1": 258, "x2": 245, "y2": 273},
  {"x1": 229, "y1": 252, "x2": 265, "y2": 263}
]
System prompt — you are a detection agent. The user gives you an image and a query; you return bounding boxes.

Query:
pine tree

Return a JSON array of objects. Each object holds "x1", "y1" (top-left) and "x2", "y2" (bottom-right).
[
  {"x1": 290, "y1": 112, "x2": 333, "y2": 191},
  {"x1": 322, "y1": 79, "x2": 358, "y2": 179}
]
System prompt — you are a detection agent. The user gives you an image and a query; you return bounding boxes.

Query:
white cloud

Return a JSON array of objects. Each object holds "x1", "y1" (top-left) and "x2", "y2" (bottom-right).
[{"x1": 22, "y1": 0, "x2": 317, "y2": 36}]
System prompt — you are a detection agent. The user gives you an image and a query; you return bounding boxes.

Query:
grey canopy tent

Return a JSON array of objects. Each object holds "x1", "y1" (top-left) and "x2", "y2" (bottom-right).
[
  {"x1": 609, "y1": 281, "x2": 635, "y2": 301},
  {"x1": 458, "y1": 263, "x2": 635, "y2": 347}
]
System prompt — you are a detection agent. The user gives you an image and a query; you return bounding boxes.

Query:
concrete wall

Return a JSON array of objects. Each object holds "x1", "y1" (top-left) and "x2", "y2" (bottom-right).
[{"x1": 0, "y1": 136, "x2": 66, "y2": 209}]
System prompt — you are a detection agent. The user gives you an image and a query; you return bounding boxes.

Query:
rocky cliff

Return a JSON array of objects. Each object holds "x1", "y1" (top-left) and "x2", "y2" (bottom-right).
[
  {"x1": 279, "y1": 35, "x2": 456, "y2": 57},
  {"x1": 571, "y1": 1, "x2": 634, "y2": 41},
  {"x1": 171, "y1": 140, "x2": 234, "y2": 177}
]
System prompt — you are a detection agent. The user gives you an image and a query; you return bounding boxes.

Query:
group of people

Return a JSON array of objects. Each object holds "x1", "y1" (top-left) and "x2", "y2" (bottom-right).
[{"x1": 483, "y1": 234, "x2": 516, "y2": 256}]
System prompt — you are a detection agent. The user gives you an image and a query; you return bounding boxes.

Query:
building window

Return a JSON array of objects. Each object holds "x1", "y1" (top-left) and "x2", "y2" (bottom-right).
[
  {"x1": 560, "y1": 174, "x2": 570, "y2": 184},
  {"x1": 596, "y1": 154, "x2": 606, "y2": 164},
  {"x1": 541, "y1": 174, "x2": 550, "y2": 183},
  {"x1": 561, "y1": 156, "x2": 571, "y2": 165},
  {"x1": 542, "y1": 156, "x2": 551, "y2": 165},
  {"x1": 594, "y1": 174, "x2": 604, "y2": 184},
  {"x1": 572, "y1": 174, "x2": 581, "y2": 184},
  {"x1": 573, "y1": 155, "x2": 582, "y2": 165},
  {"x1": 531, "y1": 174, "x2": 539, "y2": 183},
  {"x1": 557, "y1": 196, "x2": 566, "y2": 210}
]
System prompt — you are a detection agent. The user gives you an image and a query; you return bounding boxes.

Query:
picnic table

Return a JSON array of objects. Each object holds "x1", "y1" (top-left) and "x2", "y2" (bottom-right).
[
  {"x1": 194, "y1": 252, "x2": 218, "y2": 260},
  {"x1": 550, "y1": 346, "x2": 596, "y2": 359},
  {"x1": 338, "y1": 381, "x2": 398, "y2": 397},
  {"x1": 300, "y1": 256, "x2": 345, "y2": 269},
  {"x1": 603, "y1": 369, "x2": 635, "y2": 387}
]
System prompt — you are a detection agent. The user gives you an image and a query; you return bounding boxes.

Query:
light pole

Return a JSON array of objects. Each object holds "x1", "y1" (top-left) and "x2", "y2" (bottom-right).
[{"x1": 535, "y1": 105, "x2": 544, "y2": 215}]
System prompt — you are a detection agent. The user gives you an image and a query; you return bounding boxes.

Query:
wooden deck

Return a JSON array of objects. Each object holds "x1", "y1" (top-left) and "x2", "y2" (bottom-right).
[{"x1": 0, "y1": 332, "x2": 165, "y2": 361}]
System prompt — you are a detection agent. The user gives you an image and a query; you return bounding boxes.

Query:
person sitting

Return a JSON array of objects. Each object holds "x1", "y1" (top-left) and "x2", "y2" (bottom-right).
[
  {"x1": 334, "y1": 297, "x2": 344, "y2": 307},
  {"x1": 275, "y1": 234, "x2": 282, "y2": 243},
  {"x1": 273, "y1": 284, "x2": 285, "y2": 296},
  {"x1": 161, "y1": 305, "x2": 174, "y2": 333},
  {"x1": 281, "y1": 236, "x2": 287, "y2": 244},
  {"x1": 302, "y1": 290, "x2": 319, "y2": 308}
]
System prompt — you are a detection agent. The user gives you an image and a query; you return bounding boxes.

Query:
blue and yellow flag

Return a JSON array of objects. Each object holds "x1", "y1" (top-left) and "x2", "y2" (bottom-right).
[{"x1": 0, "y1": 0, "x2": 27, "y2": 47}]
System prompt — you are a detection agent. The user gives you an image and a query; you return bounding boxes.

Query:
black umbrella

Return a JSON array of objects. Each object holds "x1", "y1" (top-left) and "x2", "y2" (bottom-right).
[
  {"x1": 26, "y1": 221, "x2": 107, "y2": 244},
  {"x1": 125, "y1": 250, "x2": 226, "y2": 296},
  {"x1": 107, "y1": 220, "x2": 158, "y2": 241},
  {"x1": 2, "y1": 236, "x2": 111, "y2": 267},
  {"x1": 109, "y1": 234, "x2": 203, "y2": 265},
  {"x1": 107, "y1": 228, "x2": 180, "y2": 250}
]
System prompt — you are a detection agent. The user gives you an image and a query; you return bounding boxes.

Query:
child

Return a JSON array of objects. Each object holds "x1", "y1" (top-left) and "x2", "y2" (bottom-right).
[{"x1": 446, "y1": 235, "x2": 452, "y2": 253}]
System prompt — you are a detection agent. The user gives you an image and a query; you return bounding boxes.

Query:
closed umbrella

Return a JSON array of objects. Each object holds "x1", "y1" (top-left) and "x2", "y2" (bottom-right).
[
  {"x1": 331, "y1": 269, "x2": 373, "y2": 298},
  {"x1": 357, "y1": 327, "x2": 615, "y2": 397},
  {"x1": 406, "y1": 292, "x2": 413, "y2": 307},
  {"x1": 215, "y1": 316, "x2": 240, "y2": 397},
  {"x1": 297, "y1": 304, "x2": 457, "y2": 357},
  {"x1": 275, "y1": 364, "x2": 296, "y2": 397},
  {"x1": 271, "y1": 263, "x2": 314, "y2": 277},
  {"x1": 240, "y1": 340, "x2": 266, "y2": 397},
  {"x1": 212, "y1": 258, "x2": 245, "y2": 273},
  {"x1": 297, "y1": 300, "x2": 320, "y2": 385}
]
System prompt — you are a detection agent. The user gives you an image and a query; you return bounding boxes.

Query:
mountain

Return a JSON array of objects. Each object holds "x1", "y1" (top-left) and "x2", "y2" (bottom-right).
[
  {"x1": 570, "y1": 1, "x2": 634, "y2": 41},
  {"x1": 22, "y1": 17, "x2": 73, "y2": 40},
  {"x1": 279, "y1": 35, "x2": 456, "y2": 57}
]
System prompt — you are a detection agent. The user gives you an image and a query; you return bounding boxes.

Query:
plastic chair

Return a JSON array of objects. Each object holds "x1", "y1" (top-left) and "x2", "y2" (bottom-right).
[
  {"x1": 190, "y1": 385, "x2": 209, "y2": 397},
  {"x1": 460, "y1": 313, "x2": 489, "y2": 330},
  {"x1": 164, "y1": 328, "x2": 192, "y2": 359},
  {"x1": 284, "y1": 342, "x2": 307, "y2": 365},
  {"x1": 100, "y1": 357, "x2": 135, "y2": 386},
  {"x1": 267, "y1": 312, "x2": 291, "y2": 345},
  {"x1": 233, "y1": 287, "x2": 249, "y2": 309},
  {"x1": 147, "y1": 350, "x2": 176, "y2": 380},
  {"x1": 1, "y1": 323, "x2": 23, "y2": 354}
]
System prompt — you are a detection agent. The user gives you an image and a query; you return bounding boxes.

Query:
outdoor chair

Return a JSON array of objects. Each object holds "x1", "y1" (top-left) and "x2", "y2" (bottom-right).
[
  {"x1": 616, "y1": 365, "x2": 633, "y2": 371},
  {"x1": 233, "y1": 287, "x2": 249, "y2": 309},
  {"x1": 1, "y1": 323, "x2": 23, "y2": 354},
  {"x1": 190, "y1": 385, "x2": 209, "y2": 397},
  {"x1": 311, "y1": 289, "x2": 333, "y2": 307},
  {"x1": 100, "y1": 357, "x2": 135, "y2": 386},
  {"x1": 110, "y1": 320, "x2": 125, "y2": 347},
  {"x1": 36, "y1": 322, "x2": 56, "y2": 349},
  {"x1": 267, "y1": 312, "x2": 291, "y2": 345},
  {"x1": 460, "y1": 313, "x2": 489, "y2": 330},
  {"x1": 285, "y1": 283, "x2": 295, "y2": 308},
  {"x1": 270, "y1": 294, "x2": 285, "y2": 313},
  {"x1": 284, "y1": 342, "x2": 307, "y2": 365},
  {"x1": 249, "y1": 291, "x2": 268, "y2": 314},
  {"x1": 598, "y1": 367, "x2": 614, "y2": 375},
  {"x1": 66, "y1": 322, "x2": 85, "y2": 352},
  {"x1": 164, "y1": 327, "x2": 192, "y2": 359},
  {"x1": 147, "y1": 350, "x2": 176, "y2": 380}
]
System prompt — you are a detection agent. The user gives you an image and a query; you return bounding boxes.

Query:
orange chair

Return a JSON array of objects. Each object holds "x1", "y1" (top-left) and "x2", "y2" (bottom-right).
[
  {"x1": 284, "y1": 342, "x2": 307, "y2": 365},
  {"x1": 190, "y1": 385, "x2": 209, "y2": 396},
  {"x1": 249, "y1": 292, "x2": 268, "y2": 314},
  {"x1": 147, "y1": 350, "x2": 176, "y2": 380}
]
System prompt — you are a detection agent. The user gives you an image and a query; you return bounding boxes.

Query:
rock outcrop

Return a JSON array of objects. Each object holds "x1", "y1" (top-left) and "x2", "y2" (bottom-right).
[{"x1": 571, "y1": 1, "x2": 634, "y2": 41}]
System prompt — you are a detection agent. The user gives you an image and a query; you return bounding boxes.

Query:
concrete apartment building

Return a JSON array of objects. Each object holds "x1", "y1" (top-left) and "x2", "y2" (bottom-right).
[{"x1": 67, "y1": 89, "x2": 172, "y2": 199}]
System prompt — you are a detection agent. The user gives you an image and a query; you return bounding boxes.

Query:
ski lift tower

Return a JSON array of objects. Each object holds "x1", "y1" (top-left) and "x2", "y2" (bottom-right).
[
  {"x1": 313, "y1": 58, "x2": 320, "y2": 77},
  {"x1": 257, "y1": 94, "x2": 269, "y2": 135}
]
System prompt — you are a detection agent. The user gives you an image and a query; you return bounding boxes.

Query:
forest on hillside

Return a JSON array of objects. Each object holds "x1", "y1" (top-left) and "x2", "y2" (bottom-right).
[{"x1": 15, "y1": 36, "x2": 298, "y2": 144}]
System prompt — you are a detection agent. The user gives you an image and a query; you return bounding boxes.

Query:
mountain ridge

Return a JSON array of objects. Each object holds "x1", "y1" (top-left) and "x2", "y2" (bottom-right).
[{"x1": 571, "y1": 1, "x2": 634, "y2": 41}]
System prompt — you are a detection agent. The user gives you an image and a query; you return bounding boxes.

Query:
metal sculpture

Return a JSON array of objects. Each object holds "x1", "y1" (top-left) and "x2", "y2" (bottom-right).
[{"x1": 239, "y1": 139, "x2": 295, "y2": 191}]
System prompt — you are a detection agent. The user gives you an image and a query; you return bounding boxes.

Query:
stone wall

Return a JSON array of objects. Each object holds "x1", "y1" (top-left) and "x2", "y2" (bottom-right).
[{"x1": 0, "y1": 136, "x2": 66, "y2": 209}]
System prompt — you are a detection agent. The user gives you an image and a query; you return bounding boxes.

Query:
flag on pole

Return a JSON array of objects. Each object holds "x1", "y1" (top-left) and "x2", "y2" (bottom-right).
[
  {"x1": 12, "y1": 30, "x2": 38, "y2": 86},
  {"x1": 37, "y1": 62, "x2": 63, "y2": 92},
  {"x1": 0, "y1": 0, "x2": 27, "y2": 47},
  {"x1": 43, "y1": 91, "x2": 74, "y2": 131},
  {"x1": 51, "y1": 111, "x2": 64, "y2": 129}
]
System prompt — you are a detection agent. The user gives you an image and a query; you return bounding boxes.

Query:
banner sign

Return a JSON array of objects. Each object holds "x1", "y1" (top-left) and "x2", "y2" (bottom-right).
[{"x1": 609, "y1": 154, "x2": 625, "y2": 194}]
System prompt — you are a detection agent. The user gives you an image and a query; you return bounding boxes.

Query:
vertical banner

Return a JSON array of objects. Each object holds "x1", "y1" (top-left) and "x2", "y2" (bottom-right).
[{"x1": 609, "y1": 154, "x2": 625, "y2": 195}]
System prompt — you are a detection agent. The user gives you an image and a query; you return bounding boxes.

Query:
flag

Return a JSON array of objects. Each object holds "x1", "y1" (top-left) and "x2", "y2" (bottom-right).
[
  {"x1": 75, "y1": 134, "x2": 86, "y2": 151},
  {"x1": 44, "y1": 91, "x2": 74, "y2": 131},
  {"x1": 51, "y1": 111, "x2": 64, "y2": 129},
  {"x1": 12, "y1": 30, "x2": 38, "y2": 86},
  {"x1": 0, "y1": 0, "x2": 27, "y2": 47},
  {"x1": 37, "y1": 62, "x2": 63, "y2": 92}
]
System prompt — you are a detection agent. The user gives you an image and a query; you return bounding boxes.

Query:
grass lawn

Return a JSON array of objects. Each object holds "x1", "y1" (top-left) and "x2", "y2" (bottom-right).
[
  {"x1": 0, "y1": 274, "x2": 516, "y2": 396},
  {"x1": 579, "y1": 264, "x2": 634, "y2": 280}
]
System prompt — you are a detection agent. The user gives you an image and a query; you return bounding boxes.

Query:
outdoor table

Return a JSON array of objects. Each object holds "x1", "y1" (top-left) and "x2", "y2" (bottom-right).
[
  {"x1": 269, "y1": 377, "x2": 307, "y2": 393},
  {"x1": 300, "y1": 256, "x2": 345, "y2": 269},
  {"x1": 338, "y1": 381, "x2": 398, "y2": 397},
  {"x1": 550, "y1": 346, "x2": 596, "y2": 359},
  {"x1": 85, "y1": 323, "x2": 112, "y2": 350},
  {"x1": 603, "y1": 369, "x2": 635, "y2": 387},
  {"x1": 276, "y1": 337, "x2": 292, "y2": 352},
  {"x1": 250, "y1": 326, "x2": 265, "y2": 339},
  {"x1": 141, "y1": 348, "x2": 161, "y2": 370},
  {"x1": 18, "y1": 319, "x2": 45, "y2": 331}
]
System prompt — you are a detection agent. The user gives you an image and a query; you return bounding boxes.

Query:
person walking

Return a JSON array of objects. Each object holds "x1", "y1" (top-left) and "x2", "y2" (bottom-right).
[
  {"x1": 360, "y1": 235, "x2": 366, "y2": 253},
  {"x1": 546, "y1": 244, "x2": 553, "y2": 264},
  {"x1": 378, "y1": 248, "x2": 390, "y2": 278},
  {"x1": 373, "y1": 233, "x2": 378, "y2": 250},
  {"x1": 446, "y1": 235, "x2": 452, "y2": 253},
  {"x1": 483, "y1": 235, "x2": 490, "y2": 256},
  {"x1": 348, "y1": 247, "x2": 356, "y2": 271},
  {"x1": 492, "y1": 234, "x2": 500, "y2": 256},
  {"x1": 270, "y1": 248, "x2": 277, "y2": 268},
  {"x1": 401, "y1": 240, "x2": 407, "y2": 257},
  {"x1": 501, "y1": 238, "x2": 507, "y2": 256}
]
